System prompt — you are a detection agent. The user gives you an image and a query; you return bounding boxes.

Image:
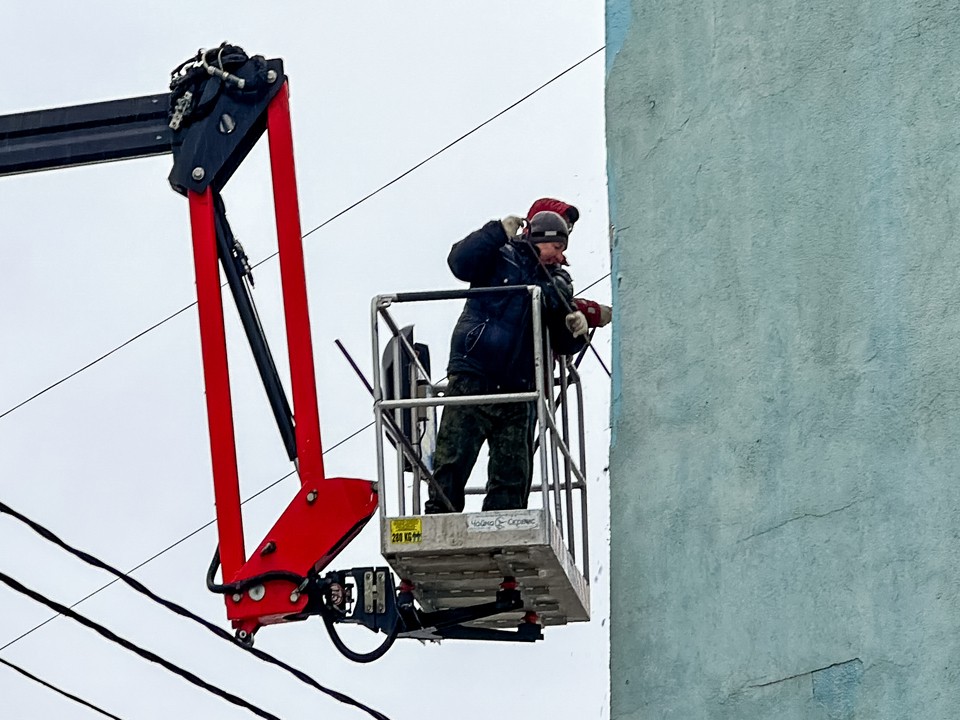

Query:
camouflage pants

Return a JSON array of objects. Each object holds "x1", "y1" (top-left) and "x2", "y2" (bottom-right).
[{"x1": 424, "y1": 374, "x2": 536, "y2": 513}]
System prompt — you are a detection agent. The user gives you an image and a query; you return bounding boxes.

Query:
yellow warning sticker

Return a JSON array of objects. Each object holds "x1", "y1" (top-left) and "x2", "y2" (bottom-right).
[{"x1": 389, "y1": 518, "x2": 423, "y2": 544}]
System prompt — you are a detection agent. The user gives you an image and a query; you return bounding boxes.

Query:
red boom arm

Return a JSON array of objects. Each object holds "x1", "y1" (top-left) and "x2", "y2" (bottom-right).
[{"x1": 187, "y1": 83, "x2": 377, "y2": 637}]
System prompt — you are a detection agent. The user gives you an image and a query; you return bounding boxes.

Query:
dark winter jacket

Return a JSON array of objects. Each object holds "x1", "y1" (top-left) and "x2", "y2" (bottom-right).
[{"x1": 445, "y1": 219, "x2": 585, "y2": 392}]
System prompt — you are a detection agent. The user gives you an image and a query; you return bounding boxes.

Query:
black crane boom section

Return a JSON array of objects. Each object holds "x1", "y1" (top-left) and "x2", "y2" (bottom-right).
[
  {"x1": 0, "y1": 64, "x2": 297, "y2": 462},
  {"x1": 0, "y1": 94, "x2": 174, "y2": 177}
]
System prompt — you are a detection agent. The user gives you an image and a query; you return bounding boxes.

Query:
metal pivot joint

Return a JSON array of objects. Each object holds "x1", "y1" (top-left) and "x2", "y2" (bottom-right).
[
  {"x1": 314, "y1": 567, "x2": 543, "y2": 662},
  {"x1": 168, "y1": 48, "x2": 285, "y2": 196}
]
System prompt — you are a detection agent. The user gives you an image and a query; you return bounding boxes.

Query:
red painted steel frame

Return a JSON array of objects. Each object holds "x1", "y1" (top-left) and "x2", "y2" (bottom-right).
[
  {"x1": 188, "y1": 188, "x2": 246, "y2": 579},
  {"x1": 267, "y1": 84, "x2": 325, "y2": 486},
  {"x1": 188, "y1": 83, "x2": 377, "y2": 632}
]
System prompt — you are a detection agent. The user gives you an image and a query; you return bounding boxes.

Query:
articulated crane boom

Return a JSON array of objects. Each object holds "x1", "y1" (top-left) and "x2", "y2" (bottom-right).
[{"x1": 1, "y1": 44, "x2": 592, "y2": 660}]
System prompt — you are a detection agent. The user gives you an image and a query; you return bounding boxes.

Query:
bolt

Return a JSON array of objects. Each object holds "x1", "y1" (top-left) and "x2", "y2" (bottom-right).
[
  {"x1": 218, "y1": 113, "x2": 236, "y2": 134},
  {"x1": 267, "y1": 69, "x2": 278, "y2": 83},
  {"x1": 306, "y1": 490, "x2": 318, "y2": 504},
  {"x1": 192, "y1": 166, "x2": 205, "y2": 181},
  {"x1": 260, "y1": 541, "x2": 276, "y2": 556},
  {"x1": 289, "y1": 591, "x2": 300, "y2": 603},
  {"x1": 248, "y1": 584, "x2": 266, "y2": 602},
  {"x1": 231, "y1": 593, "x2": 242, "y2": 603}
]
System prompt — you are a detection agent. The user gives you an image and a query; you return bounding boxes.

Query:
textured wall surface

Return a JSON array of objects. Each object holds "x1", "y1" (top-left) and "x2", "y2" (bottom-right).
[{"x1": 606, "y1": 1, "x2": 960, "y2": 717}]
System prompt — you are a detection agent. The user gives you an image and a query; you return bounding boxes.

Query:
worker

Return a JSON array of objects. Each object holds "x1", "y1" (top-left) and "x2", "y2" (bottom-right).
[
  {"x1": 526, "y1": 197, "x2": 613, "y2": 330},
  {"x1": 424, "y1": 210, "x2": 588, "y2": 514}
]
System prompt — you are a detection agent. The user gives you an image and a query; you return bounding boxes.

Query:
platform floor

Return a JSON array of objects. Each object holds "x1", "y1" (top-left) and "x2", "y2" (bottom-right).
[{"x1": 381, "y1": 508, "x2": 590, "y2": 629}]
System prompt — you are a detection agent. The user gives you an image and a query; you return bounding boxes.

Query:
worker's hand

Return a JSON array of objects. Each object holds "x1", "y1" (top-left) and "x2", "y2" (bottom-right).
[
  {"x1": 573, "y1": 298, "x2": 612, "y2": 328},
  {"x1": 501, "y1": 215, "x2": 524, "y2": 239},
  {"x1": 565, "y1": 311, "x2": 589, "y2": 338},
  {"x1": 597, "y1": 304, "x2": 612, "y2": 327}
]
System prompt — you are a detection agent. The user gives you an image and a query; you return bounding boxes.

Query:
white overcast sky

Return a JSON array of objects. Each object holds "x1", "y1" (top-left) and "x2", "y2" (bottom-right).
[{"x1": 0, "y1": 3, "x2": 611, "y2": 719}]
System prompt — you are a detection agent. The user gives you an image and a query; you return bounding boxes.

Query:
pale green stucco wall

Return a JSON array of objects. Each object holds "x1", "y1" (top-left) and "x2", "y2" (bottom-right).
[{"x1": 606, "y1": 2, "x2": 960, "y2": 718}]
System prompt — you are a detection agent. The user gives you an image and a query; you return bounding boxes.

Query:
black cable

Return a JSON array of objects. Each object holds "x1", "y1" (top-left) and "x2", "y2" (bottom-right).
[
  {"x1": 578, "y1": 272, "x2": 611, "y2": 295},
  {"x1": 295, "y1": 47, "x2": 605, "y2": 243},
  {"x1": 205, "y1": 546, "x2": 305, "y2": 594},
  {"x1": 0, "y1": 571, "x2": 283, "y2": 720},
  {"x1": 0, "y1": 515, "x2": 217, "y2": 653},
  {"x1": 0, "y1": 501, "x2": 392, "y2": 720},
  {"x1": 320, "y1": 606, "x2": 400, "y2": 664},
  {"x1": 0, "y1": 304, "x2": 194, "y2": 421},
  {"x1": 0, "y1": 47, "x2": 605, "y2": 424},
  {"x1": 0, "y1": 656, "x2": 126, "y2": 720},
  {"x1": 0, "y1": 422, "x2": 372, "y2": 654}
]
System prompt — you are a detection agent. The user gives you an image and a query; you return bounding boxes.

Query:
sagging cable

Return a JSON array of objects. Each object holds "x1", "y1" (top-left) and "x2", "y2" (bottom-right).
[
  {"x1": 0, "y1": 501, "x2": 392, "y2": 720},
  {"x1": 0, "y1": 656, "x2": 126, "y2": 720},
  {"x1": 0, "y1": 570, "x2": 282, "y2": 720}
]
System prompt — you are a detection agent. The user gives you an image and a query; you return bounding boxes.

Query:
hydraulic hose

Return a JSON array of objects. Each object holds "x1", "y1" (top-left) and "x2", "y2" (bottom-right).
[
  {"x1": 206, "y1": 547, "x2": 306, "y2": 595},
  {"x1": 320, "y1": 604, "x2": 401, "y2": 664}
]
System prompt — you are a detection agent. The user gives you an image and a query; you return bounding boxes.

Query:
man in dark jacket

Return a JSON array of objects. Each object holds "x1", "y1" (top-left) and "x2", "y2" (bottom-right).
[{"x1": 424, "y1": 211, "x2": 587, "y2": 514}]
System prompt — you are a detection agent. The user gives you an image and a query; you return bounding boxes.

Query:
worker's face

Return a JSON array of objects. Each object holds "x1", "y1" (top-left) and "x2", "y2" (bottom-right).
[{"x1": 537, "y1": 241, "x2": 567, "y2": 266}]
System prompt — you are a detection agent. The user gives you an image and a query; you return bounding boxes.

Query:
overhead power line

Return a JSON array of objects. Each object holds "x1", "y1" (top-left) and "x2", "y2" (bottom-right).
[
  {"x1": 0, "y1": 500, "x2": 391, "y2": 720},
  {"x1": 0, "y1": 657, "x2": 126, "y2": 720},
  {"x1": 0, "y1": 306, "x2": 196, "y2": 421},
  {"x1": 295, "y1": 47, "x2": 605, "y2": 243},
  {"x1": 0, "y1": 421, "x2": 373, "y2": 653},
  {"x1": 579, "y1": 272, "x2": 611, "y2": 295},
  {"x1": 0, "y1": 46, "x2": 605, "y2": 423},
  {"x1": 0, "y1": 571, "x2": 285, "y2": 720}
]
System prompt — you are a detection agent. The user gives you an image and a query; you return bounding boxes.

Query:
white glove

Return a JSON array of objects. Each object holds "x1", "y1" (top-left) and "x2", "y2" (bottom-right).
[
  {"x1": 565, "y1": 311, "x2": 589, "y2": 338},
  {"x1": 500, "y1": 215, "x2": 524, "y2": 239}
]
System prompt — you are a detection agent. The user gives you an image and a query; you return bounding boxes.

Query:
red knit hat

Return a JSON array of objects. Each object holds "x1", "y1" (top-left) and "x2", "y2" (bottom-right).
[{"x1": 527, "y1": 198, "x2": 580, "y2": 228}]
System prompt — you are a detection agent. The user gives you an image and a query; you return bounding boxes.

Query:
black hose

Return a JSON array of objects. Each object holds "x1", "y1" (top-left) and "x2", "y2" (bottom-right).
[
  {"x1": 320, "y1": 605, "x2": 401, "y2": 664},
  {"x1": 206, "y1": 547, "x2": 306, "y2": 595}
]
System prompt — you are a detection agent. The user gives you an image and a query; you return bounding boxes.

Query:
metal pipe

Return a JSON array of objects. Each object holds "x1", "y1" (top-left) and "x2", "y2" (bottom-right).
[
  {"x1": 530, "y1": 288, "x2": 550, "y2": 518},
  {"x1": 539, "y1": 408, "x2": 588, "y2": 486},
  {"x1": 391, "y1": 323, "x2": 406, "y2": 515},
  {"x1": 392, "y1": 286, "x2": 530, "y2": 303},
  {"x1": 410, "y1": 360, "x2": 422, "y2": 513},
  {"x1": 377, "y1": 392, "x2": 539, "y2": 410},
  {"x1": 572, "y1": 360, "x2": 590, "y2": 581},
  {"x1": 370, "y1": 297, "x2": 388, "y2": 518},
  {"x1": 464, "y1": 481, "x2": 586, "y2": 495},
  {"x1": 334, "y1": 339, "x2": 374, "y2": 395},
  {"x1": 546, "y1": 342, "x2": 563, "y2": 534},
  {"x1": 559, "y1": 360, "x2": 576, "y2": 560}
]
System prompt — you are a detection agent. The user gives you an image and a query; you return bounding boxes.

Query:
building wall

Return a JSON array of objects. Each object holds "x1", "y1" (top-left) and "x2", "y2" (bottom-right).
[{"x1": 606, "y1": 2, "x2": 960, "y2": 718}]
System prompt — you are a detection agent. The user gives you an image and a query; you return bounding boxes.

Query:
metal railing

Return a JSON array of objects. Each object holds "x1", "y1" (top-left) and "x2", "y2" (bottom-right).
[{"x1": 369, "y1": 286, "x2": 590, "y2": 579}]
